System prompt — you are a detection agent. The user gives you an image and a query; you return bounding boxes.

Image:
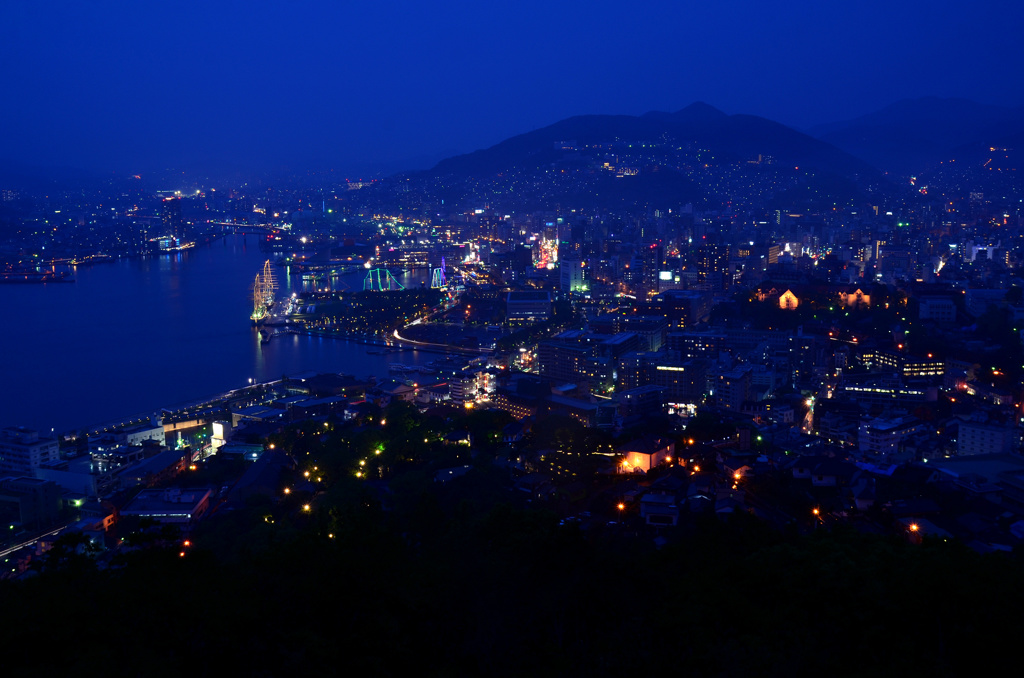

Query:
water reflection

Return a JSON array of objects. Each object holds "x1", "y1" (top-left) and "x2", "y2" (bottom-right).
[{"x1": 0, "y1": 236, "x2": 428, "y2": 432}]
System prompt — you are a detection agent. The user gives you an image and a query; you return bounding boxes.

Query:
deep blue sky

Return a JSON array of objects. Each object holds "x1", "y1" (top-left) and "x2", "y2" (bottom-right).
[{"x1": 2, "y1": 0, "x2": 1022, "y2": 176}]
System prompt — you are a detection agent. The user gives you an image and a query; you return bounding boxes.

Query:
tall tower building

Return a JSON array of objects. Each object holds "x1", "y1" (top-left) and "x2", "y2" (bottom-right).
[
  {"x1": 162, "y1": 198, "x2": 184, "y2": 243},
  {"x1": 696, "y1": 245, "x2": 730, "y2": 290},
  {"x1": 640, "y1": 243, "x2": 664, "y2": 297}
]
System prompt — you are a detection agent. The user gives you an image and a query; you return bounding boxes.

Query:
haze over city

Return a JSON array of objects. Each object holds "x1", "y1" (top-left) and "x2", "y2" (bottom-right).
[{"x1": 3, "y1": 0, "x2": 1023, "y2": 176}]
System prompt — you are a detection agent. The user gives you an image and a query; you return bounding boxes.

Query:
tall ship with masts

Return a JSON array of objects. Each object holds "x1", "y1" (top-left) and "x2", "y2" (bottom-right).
[{"x1": 250, "y1": 260, "x2": 278, "y2": 324}]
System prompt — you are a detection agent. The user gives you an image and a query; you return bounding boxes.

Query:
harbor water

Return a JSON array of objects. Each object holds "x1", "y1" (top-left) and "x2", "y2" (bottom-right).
[{"x1": 0, "y1": 235, "x2": 433, "y2": 433}]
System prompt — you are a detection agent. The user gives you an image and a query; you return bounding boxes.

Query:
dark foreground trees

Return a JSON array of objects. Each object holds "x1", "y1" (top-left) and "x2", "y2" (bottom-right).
[{"x1": 2, "y1": 481, "x2": 1022, "y2": 677}]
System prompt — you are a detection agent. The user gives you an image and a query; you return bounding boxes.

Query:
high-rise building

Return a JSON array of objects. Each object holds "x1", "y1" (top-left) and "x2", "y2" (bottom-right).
[
  {"x1": 640, "y1": 243, "x2": 664, "y2": 296},
  {"x1": 715, "y1": 366, "x2": 752, "y2": 411},
  {"x1": 560, "y1": 259, "x2": 587, "y2": 293},
  {"x1": 644, "y1": 290, "x2": 712, "y2": 328},
  {"x1": 696, "y1": 245, "x2": 730, "y2": 290},
  {"x1": 162, "y1": 197, "x2": 184, "y2": 242}
]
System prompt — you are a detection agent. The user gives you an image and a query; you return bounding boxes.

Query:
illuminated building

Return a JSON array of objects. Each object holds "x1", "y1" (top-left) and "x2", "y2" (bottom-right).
[
  {"x1": 644, "y1": 289, "x2": 712, "y2": 328},
  {"x1": 491, "y1": 390, "x2": 539, "y2": 420},
  {"x1": 538, "y1": 335, "x2": 594, "y2": 384},
  {"x1": 839, "y1": 287, "x2": 871, "y2": 309},
  {"x1": 618, "y1": 436, "x2": 674, "y2": 473},
  {"x1": 695, "y1": 244, "x2": 730, "y2": 290},
  {"x1": 858, "y1": 417, "x2": 925, "y2": 457},
  {"x1": 162, "y1": 197, "x2": 184, "y2": 242},
  {"x1": 560, "y1": 258, "x2": 587, "y2": 293},
  {"x1": 618, "y1": 352, "x2": 707, "y2": 404},
  {"x1": 120, "y1": 487, "x2": 213, "y2": 524},
  {"x1": 666, "y1": 329, "x2": 726, "y2": 359},
  {"x1": 506, "y1": 291, "x2": 552, "y2": 325},
  {"x1": 859, "y1": 350, "x2": 945, "y2": 378},
  {"x1": 838, "y1": 381, "x2": 931, "y2": 407},
  {"x1": 779, "y1": 289, "x2": 799, "y2": 310},
  {"x1": 715, "y1": 366, "x2": 752, "y2": 411},
  {"x1": 640, "y1": 243, "x2": 664, "y2": 296}
]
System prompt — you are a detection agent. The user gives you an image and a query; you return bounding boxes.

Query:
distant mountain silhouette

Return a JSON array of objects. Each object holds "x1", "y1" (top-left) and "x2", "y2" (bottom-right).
[
  {"x1": 408, "y1": 104, "x2": 883, "y2": 211},
  {"x1": 812, "y1": 97, "x2": 1024, "y2": 174},
  {"x1": 432, "y1": 103, "x2": 878, "y2": 180}
]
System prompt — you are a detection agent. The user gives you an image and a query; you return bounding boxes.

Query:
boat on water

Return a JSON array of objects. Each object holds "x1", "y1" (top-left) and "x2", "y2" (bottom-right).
[{"x1": 250, "y1": 260, "x2": 278, "y2": 324}]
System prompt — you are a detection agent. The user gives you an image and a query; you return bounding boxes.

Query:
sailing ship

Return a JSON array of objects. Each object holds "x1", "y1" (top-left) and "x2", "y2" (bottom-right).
[{"x1": 251, "y1": 260, "x2": 278, "y2": 324}]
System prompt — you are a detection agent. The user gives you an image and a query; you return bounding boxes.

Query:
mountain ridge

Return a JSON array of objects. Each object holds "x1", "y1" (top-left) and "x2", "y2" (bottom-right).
[
  {"x1": 430, "y1": 104, "x2": 879, "y2": 180},
  {"x1": 811, "y1": 96, "x2": 1024, "y2": 174}
]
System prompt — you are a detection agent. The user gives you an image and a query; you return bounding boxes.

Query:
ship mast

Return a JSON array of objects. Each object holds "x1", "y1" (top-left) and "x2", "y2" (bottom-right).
[
  {"x1": 250, "y1": 260, "x2": 277, "y2": 323},
  {"x1": 260, "y1": 260, "x2": 277, "y2": 306}
]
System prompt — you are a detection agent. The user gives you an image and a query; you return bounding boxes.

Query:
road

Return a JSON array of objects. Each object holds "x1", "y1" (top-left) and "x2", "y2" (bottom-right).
[{"x1": 0, "y1": 525, "x2": 69, "y2": 559}]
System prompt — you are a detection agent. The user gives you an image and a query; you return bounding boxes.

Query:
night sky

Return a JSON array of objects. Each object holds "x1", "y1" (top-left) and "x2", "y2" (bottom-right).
[{"x1": 2, "y1": 0, "x2": 1022, "y2": 175}]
